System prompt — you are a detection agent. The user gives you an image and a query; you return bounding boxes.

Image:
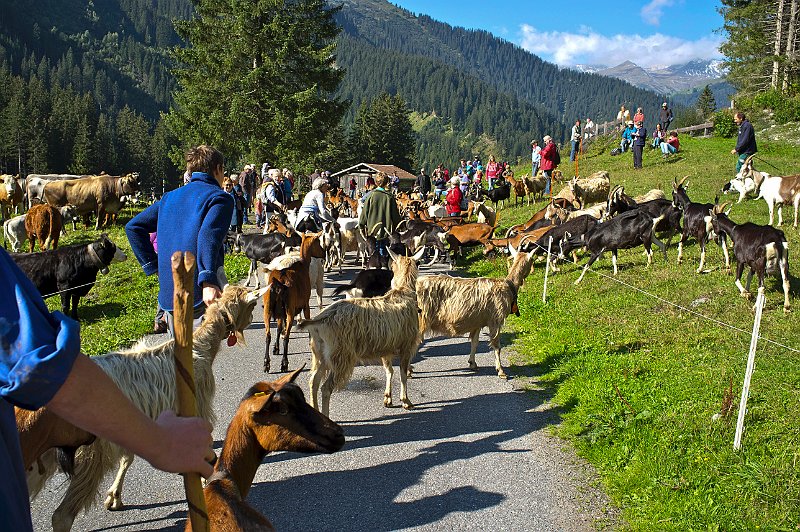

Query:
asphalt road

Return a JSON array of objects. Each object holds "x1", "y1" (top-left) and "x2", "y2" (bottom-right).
[{"x1": 30, "y1": 259, "x2": 617, "y2": 531}]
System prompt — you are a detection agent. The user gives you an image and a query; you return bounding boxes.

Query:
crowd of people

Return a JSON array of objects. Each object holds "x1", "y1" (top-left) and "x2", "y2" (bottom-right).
[{"x1": 610, "y1": 102, "x2": 681, "y2": 166}]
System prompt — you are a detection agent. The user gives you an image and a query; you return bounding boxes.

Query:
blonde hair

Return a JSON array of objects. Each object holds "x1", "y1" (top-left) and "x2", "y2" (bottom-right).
[{"x1": 185, "y1": 145, "x2": 224, "y2": 174}]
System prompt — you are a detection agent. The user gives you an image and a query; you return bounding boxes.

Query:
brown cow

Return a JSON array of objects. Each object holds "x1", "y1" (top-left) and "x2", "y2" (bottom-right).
[
  {"x1": 1, "y1": 174, "x2": 24, "y2": 221},
  {"x1": 43, "y1": 173, "x2": 140, "y2": 229},
  {"x1": 25, "y1": 204, "x2": 69, "y2": 252}
]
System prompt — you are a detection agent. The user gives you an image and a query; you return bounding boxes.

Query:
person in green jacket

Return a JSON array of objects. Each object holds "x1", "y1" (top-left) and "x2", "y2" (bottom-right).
[{"x1": 359, "y1": 171, "x2": 401, "y2": 268}]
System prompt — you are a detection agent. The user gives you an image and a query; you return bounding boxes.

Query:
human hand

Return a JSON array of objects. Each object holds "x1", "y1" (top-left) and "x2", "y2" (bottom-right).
[
  {"x1": 731, "y1": 149, "x2": 737, "y2": 155},
  {"x1": 145, "y1": 411, "x2": 214, "y2": 477},
  {"x1": 202, "y1": 284, "x2": 222, "y2": 306}
]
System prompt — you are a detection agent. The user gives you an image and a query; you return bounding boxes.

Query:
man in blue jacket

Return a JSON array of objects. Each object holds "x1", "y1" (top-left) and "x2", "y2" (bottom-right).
[
  {"x1": 126, "y1": 145, "x2": 234, "y2": 335},
  {"x1": 731, "y1": 112, "x2": 757, "y2": 173},
  {"x1": 0, "y1": 248, "x2": 214, "y2": 531}
]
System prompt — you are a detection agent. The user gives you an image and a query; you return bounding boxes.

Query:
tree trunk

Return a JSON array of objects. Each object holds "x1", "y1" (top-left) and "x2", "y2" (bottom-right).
[
  {"x1": 773, "y1": 0, "x2": 786, "y2": 89},
  {"x1": 783, "y1": 0, "x2": 799, "y2": 91}
]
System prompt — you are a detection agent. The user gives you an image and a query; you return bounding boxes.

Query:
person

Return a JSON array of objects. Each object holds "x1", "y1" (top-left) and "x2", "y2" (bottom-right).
[
  {"x1": 295, "y1": 177, "x2": 334, "y2": 232},
  {"x1": 731, "y1": 112, "x2": 757, "y2": 173},
  {"x1": 223, "y1": 178, "x2": 242, "y2": 233},
  {"x1": 325, "y1": 170, "x2": 339, "y2": 191},
  {"x1": 390, "y1": 172, "x2": 400, "y2": 195},
  {"x1": 632, "y1": 121, "x2": 647, "y2": 169},
  {"x1": 282, "y1": 168, "x2": 294, "y2": 202},
  {"x1": 260, "y1": 169, "x2": 287, "y2": 230},
  {"x1": 502, "y1": 162, "x2": 513, "y2": 181},
  {"x1": 651, "y1": 123, "x2": 664, "y2": 148},
  {"x1": 239, "y1": 164, "x2": 256, "y2": 224},
  {"x1": 617, "y1": 105, "x2": 631, "y2": 129},
  {"x1": 359, "y1": 172, "x2": 401, "y2": 267},
  {"x1": 569, "y1": 120, "x2": 581, "y2": 163},
  {"x1": 230, "y1": 174, "x2": 245, "y2": 231},
  {"x1": 126, "y1": 145, "x2": 233, "y2": 336},
  {"x1": 359, "y1": 176, "x2": 376, "y2": 207},
  {"x1": 434, "y1": 170, "x2": 447, "y2": 201},
  {"x1": 0, "y1": 248, "x2": 214, "y2": 532},
  {"x1": 633, "y1": 107, "x2": 645, "y2": 126},
  {"x1": 530, "y1": 140, "x2": 542, "y2": 176},
  {"x1": 485, "y1": 155, "x2": 500, "y2": 190},
  {"x1": 348, "y1": 177, "x2": 357, "y2": 199},
  {"x1": 584, "y1": 118, "x2": 595, "y2": 140},
  {"x1": 445, "y1": 176, "x2": 463, "y2": 217},
  {"x1": 661, "y1": 130, "x2": 680, "y2": 158},
  {"x1": 459, "y1": 173, "x2": 470, "y2": 210},
  {"x1": 415, "y1": 167, "x2": 431, "y2": 198},
  {"x1": 659, "y1": 102, "x2": 673, "y2": 133},
  {"x1": 540, "y1": 135, "x2": 558, "y2": 196},
  {"x1": 620, "y1": 121, "x2": 635, "y2": 152}
]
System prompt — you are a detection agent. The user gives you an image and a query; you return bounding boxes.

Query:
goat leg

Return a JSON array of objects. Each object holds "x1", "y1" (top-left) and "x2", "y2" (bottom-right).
[
  {"x1": 399, "y1": 353, "x2": 414, "y2": 409},
  {"x1": 104, "y1": 453, "x2": 134, "y2": 510},
  {"x1": 489, "y1": 328, "x2": 507, "y2": 378},
  {"x1": 280, "y1": 315, "x2": 293, "y2": 373},
  {"x1": 381, "y1": 357, "x2": 394, "y2": 407},
  {"x1": 264, "y1": 328, "x2": 272, "y2": 373},
  {"x1": 468, "y1": 331, "x2": 480, "y2": 371}
]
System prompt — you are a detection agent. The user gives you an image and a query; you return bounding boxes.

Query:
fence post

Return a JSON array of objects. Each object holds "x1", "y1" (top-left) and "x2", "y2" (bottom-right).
[
  {"x1": 542, "y1": 236, "x2": 553, "y2": 303},
  {"x1": 734, "y1": 289, "x2": 766, "y2": 451}
]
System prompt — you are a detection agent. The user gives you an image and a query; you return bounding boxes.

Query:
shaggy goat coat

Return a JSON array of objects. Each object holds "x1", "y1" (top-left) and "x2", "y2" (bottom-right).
[
  {"x1": 416, "y1": 248, "x2": 535, "y2": 377},
  {"x1": 28, "y1": 286, "x2": 259, "y2": 532},
  {"x1": 299, "y1": 254, "x2": 422, "y2": 417}
]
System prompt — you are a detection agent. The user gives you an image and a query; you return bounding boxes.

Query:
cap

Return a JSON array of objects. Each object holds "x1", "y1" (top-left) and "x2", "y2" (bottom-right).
[
  {"x1": 627, "y1": 120, "x2": 634, "y2": 125},
  {"x1": 543, "y1": 135, "x2": 552, "y2": 142},
  {"x1": 662, "y1": 102, "x2": 668, "y2": 107}
]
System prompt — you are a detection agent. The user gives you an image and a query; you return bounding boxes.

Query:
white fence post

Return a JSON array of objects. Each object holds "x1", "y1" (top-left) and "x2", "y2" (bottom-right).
[
  {"x1": 734, "y1": 290, "x2": 766, "y2": 450},
  {"x1": 542, "y1": 236, "x2": 553, "y2": 303}
]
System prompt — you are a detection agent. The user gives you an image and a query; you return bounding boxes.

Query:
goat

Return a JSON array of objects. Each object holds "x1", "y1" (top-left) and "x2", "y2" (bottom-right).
[
  {"x1": 321, "y1": 220, "x2": 343, "y2": 274},
  {"x1": 28, "y1": 286, "x2": 262, "y2": 532},
  {"x1": 263, "y1": 232, "x2": 325, "y2": 373},
  {"x1": 505, "y1": 198, "x2": 574, "y2": 237},
  {"x1": 482, "y1": 224, "x2": 553, "y2": 256},
  {"x1": 523, "y1": 174, "x2": 548, "y2": 205},
  {"x1": 605, "y1": 185, "x2": 665, "y2": 218},
  {"x1": 188, "y1": 369, "x2": 344, "y2": 532},
  {"x1": 756, "y1": 172, "x2": 800, "y2": 229},
  {"x1": 710, "y1": 204, "x2": 791, "y2": 313},
  {"x1": 445, "y1": 222, "x2": 498, "y2": 266},
  {"x1": 394, "y1": 218, "x2": 448, "y2": 265},
  {"x1": 486, "y1": 181, "x2": 511, "y2": 209},
  {"x1": 568, "y1": 171, "x2": 611, "y2": 209},
  {"x1": 723, "y1": 154, "x2": 767, "y2": 205},
  {"x1": 504, "y1": 174, "x2": 527, "y2": 207},
  {"x1": 16, "y1": 407, "x2": 95, "y2": 475},
  {"x1": 566, "y1": 209, "x2": 666, "y2": 284},
  {"x1": 547, "y1": 201, "x2": 607, "y2": 223},
  {"x1": 300, "y1": 248, "x2": 424, "y2": 417},
  {"x1": 468, "y1": 200, "x2": 496, "y2": 226},
  {"x1": 231, "y1": 232, "x2": 300, "y2": 289},
  {"x1": 417, "y1": 243, "x2": 535, "y2": 378},
  {"x1": 3, "y1": 214, "x2": 27, "y2": 251},
  {"x1": 332, "y1": 268, "x2": 393, "y2": 299},
  {"x1": 672, "y1": 176, "x2": 730, "y2": 273},
  {"x1": 534, "y1": 214, "x2": 599, "y2": 269}
]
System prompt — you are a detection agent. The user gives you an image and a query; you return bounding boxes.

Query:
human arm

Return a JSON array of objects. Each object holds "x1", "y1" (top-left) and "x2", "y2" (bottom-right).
[
  {"x1": 313, "y1": 191, "x2": 334, "y2": 222},
  {"x1": 48, "y1": 355, "x2": 213, "y2": 477},
  {"x1": 125, "y1": 202, "x2": 161, "y2": 275},
  {"x1": 196, "y1": 194, "x2": 234, "y2": 303}
]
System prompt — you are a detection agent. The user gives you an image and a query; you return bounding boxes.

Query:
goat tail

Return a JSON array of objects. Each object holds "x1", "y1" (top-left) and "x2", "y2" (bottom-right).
[
  {"x1": 333, "y1": 282, "x2": 355, "y2": 296},
  {"x1": 296, "y1": 317, "x2": 320, "y2": 331}
]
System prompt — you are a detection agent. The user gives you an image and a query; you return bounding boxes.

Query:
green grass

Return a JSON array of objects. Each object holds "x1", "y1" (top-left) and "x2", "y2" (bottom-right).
[
  {"x1": 465, "y1": 134, "x2": 800, "y2": 530},
  {"x1": 28, "y1": 210, "x2": 250, "y2": 355}
]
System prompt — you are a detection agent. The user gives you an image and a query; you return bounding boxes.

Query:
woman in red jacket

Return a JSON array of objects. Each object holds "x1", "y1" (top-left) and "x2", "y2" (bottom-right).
[
  {"x1": 445, "y1": 176, "x2": 463, "y2": 216},
  {"x1": 539, "y1": 135, "x2": 558, "y2": 195},
  {"x1": 485, "y1": 155, "x2": 500, "y2": 190}
]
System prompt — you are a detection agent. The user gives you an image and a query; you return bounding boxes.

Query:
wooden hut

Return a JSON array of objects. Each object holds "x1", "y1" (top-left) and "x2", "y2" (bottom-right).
[{"x1": 330, "y1": 163, "x2": 416, "y2": 192}]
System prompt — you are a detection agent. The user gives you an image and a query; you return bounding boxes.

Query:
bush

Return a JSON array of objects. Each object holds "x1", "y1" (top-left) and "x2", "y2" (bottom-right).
[
  {"x1": 714, "y1": 109, "x2": 737, "y2": 138},
  {"x1": 752, "y1": 89, "x2": 800, "y2": 124}
]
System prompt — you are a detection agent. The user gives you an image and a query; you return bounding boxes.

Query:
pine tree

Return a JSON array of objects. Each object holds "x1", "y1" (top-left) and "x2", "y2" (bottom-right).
[
  {"x1": 696, "y1": 85, "x2": 717, "y2": 119},
  {"x1": 167, "y1": 0, "x2": 346, "y2": 171}
]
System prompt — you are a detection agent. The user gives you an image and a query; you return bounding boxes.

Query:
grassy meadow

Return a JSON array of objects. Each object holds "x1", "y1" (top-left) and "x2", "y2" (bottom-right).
[{"x1": 472, "y1": 134, "x2": 800, "y2": 530}]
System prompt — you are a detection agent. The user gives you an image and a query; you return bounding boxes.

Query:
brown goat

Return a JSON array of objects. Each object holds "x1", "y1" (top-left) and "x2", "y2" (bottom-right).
[
  {"x1": 445, "y1": 222, "x2": 498, "y2": 265},
  {"x1": 504, "y1": 198, "x2": 573, "y2": 237},
  {"x1": 263, "y1": 232, "x2": 325, "y2": 373},
  {"x1": 186, "y1": 369, "x2": 345, "y2": 532},
  {"x1": 25, "y1": 203, "x2": 64, "y2": 251},
  {"x1": 483, "y1": 223, "x2": 554, "y2": 256},
  {"x1": 16, "y1": 406, "x2": 96, "y2": 474},
  {"x1": 505, "y1": 174, "x2": 527, "y2": 207}
]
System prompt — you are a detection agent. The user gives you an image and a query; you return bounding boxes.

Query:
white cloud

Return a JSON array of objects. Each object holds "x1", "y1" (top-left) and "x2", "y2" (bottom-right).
[
  {"x1": 641, "y1": 0, "x2": 679, "y2": 26},
  {"x1": 518, "y1": 25, "x2": 723, "y2": 69}
]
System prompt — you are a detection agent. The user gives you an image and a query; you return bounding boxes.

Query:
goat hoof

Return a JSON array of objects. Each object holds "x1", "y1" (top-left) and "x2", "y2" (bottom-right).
[
  {"x1": 402, "y1": 400, "x2": 414, "y2": 410},
  {"x1": 468, "y1": 361, "x2": 478, "y2": 371},
  {"x1": 784, "y1": 305, "x2": 792, "y2": 314},
  {"x1": 383, "y1": 396, "x2": 393, "y2": 407},
  {"x1": 741, "y1": 291, "x2": 752, "y2": 300},
  {"x1": 280, "y1": 364, "x2": 289, "y2": 373},
  {"x1": 497, "y1": 370, "x2": 507, "y2": 379},
  {"x1": 104, "y1": 494, "x2": 123, "y2": 511}
]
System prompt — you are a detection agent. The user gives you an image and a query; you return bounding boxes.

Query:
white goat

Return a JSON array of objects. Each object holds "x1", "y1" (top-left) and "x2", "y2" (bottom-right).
[
  {"x1": 758, "y1": 173, "x2": 800, "y2": 228},
  {"x1": 28, "y1": 286, "x2": 262, "y2": 532},
  {"x1": 417, "y1": 244, "x2": 535, "y2": 378},
  {"x1": 300, "y1": 249, "x2": 424, "y2": 417},
  {"x1": 569, "y1": 171, "x2": 611, "y2": 209},
  {"x1": 523, "y1": 174, "x2": 548, "y2": 205},
  {"x1": 4, "y1": 214, "x2": 27, "y2": 251}
]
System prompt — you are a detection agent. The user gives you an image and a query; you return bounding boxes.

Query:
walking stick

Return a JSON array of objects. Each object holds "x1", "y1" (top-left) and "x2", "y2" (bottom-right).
[{"x1": 171, "y1": 251, "x2": 210, "y2": 532}]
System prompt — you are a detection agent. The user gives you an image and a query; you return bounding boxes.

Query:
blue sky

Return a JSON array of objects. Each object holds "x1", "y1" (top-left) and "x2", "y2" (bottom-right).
[{"x1": 391, "y1": 0, "x2": 724, "y2": 68}]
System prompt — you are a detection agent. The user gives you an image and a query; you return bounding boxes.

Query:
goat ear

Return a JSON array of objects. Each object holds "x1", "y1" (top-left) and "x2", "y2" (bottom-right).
[
  {"x1": 387, "y1": 247, "x2": 399, "y2": 263},
  {"x1": 275, "y1": 364, "x2": 306, "y2": 386}
]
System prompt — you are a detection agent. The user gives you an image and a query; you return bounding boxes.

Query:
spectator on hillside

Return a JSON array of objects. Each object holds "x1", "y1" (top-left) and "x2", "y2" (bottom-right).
[
  {"x1": 617, "y1": 105, "x2": 631, "y2": 129},
  {"x1": 633, "y1": 107, "x2": 645, "y2": 125},
  {"x1": 570, "y1": 120, "x2": 581, "y2": 164},
  {"x1": 651, "y1": 124, "x2": 664, "y2": 148},
  {"x1": 540, "y1": 135, "x2": 558, "y2": 196},
  {"x1": 620, "y1": 121, "x2": 635, "y2": 153},
  {"x1": 661, "y1": 131, "x2": 680, "y2": 158},
  {"x1": 659, "y1": 102, "x2": 673, "y2": 132},
  {"x1": 632, "y1": 121, "x2": 647, "y2": 169},
  {"x1": 584, "y1": 118, "x2": 595, "y2": 139},
  {"x1": 731, "y1": 112, "x2": 757, "y2": 173},
  {"x1": 530, "y1": 140, "x2": 542, "y2": 176},
  {"x1": 486, "y1": 155, "x2": 500, "y2": 190},
  {"x1": 415, "y1": 168, "x2": 431, "y2": 198},
  {"x1": 282, "y1": 168, "x2": 294, "y2": 201},
  {"x1": 434, "y1": 171, "x2": 447, "y2": 200}
]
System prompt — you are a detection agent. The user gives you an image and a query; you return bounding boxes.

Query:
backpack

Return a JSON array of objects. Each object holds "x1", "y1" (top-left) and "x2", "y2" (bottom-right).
[
  {"x1": 610, "y1": 147, "x2": 622, "y2": 156},
  {"x1": 552, "y1": 148, "x2": 561, "y2": 166}
]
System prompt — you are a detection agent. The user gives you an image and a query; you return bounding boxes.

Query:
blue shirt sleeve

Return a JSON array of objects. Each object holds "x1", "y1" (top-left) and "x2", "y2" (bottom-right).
[
  {"x1": 0, "y1": 249, "x2": 80, "y2": 410},
  {"x1": 125, "y1": 201, "x2": 161, "y2": 276},
  {"x1": 196, "y1": 194, "x2": 234, "y2": 288}
]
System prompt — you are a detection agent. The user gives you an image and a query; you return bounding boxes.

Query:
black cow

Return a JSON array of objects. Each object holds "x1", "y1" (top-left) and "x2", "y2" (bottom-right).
[{"x1": 12, "y1": 234, "x2": 127, "y2": 319}]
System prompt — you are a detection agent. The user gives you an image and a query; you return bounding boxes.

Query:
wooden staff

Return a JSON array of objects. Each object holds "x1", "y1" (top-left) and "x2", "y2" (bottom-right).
[{"x1": 171, "y1": 251, "x2": 210, "y2": 532}]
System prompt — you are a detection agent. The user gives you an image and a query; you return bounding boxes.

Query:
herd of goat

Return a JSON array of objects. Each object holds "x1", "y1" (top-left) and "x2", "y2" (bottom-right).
[{"x1": 12, "y1": 155, "x2": 800, "y2": 531}]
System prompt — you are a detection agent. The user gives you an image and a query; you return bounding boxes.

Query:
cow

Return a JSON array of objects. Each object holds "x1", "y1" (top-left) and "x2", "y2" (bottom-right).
[
  {"x1": 11, "y1": 234, "x2": 127, "y2": 319},
  {"x1": 43, "y1": 173, "x2": 140, "y2": 229},
  {"x1": 1, "y1": 174, "x2": 24, "y2": 221},
  {"x1": 26, "y1": 174, "x2": 84, "y2": 209}
]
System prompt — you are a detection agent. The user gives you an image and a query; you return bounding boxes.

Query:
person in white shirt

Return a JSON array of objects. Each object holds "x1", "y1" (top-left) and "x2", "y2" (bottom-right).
[{"x1": 295, "y1": 177, "x2": 334, "y2": 232}]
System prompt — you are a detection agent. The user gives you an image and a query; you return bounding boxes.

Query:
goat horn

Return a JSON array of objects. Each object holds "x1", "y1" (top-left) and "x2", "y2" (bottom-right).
[
  {"x1": 411, "y1": 246, "x2": 426, "y2": 262},
  {"x1": 508, "y1": 242, "x2": 519, "y2": 258},
  {"x1": 677, "y1": 175, "x2": 689, "y2": 187}
]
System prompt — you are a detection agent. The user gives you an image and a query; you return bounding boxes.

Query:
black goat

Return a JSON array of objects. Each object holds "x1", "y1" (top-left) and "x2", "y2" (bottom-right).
[
  {"x1": 333, "y1": 269, "x2": 394, "y2": 299},
  {"x1": 672, "y1": 176, "x2": 730, "y2": 273},
  {"x1": 536, "y1": 214, "x2": 599, "y2": 268},
  {"x1": 563, "y1": 209, "x2": 666, "y2": 284},
  {"x1": 486, "y1": 181, "x2": 511, "y2": 209},
  {"x1": 232, "y1": 231, "x2": 301, "y2": 288},
  {"x1": 395, "y1": 218, "x2": 448, "y2": 265},
  {"x1": 710, "y1": 204, "x2": 791, "y2": 313}
]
